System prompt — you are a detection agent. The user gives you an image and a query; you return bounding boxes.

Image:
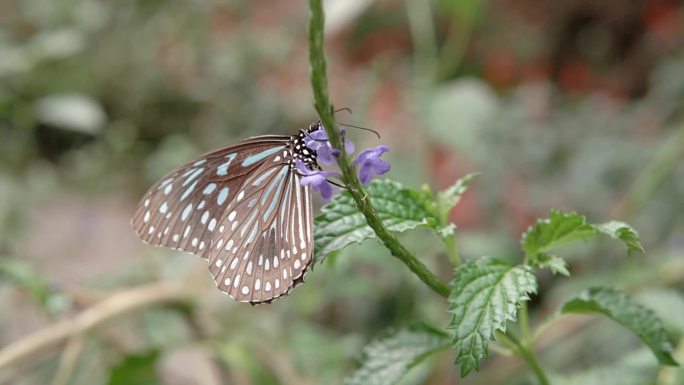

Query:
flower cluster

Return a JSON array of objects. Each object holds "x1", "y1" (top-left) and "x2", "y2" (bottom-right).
[
  {"x1": 299, "y1": 126, "x2": 390, "y2": 200},
  {"x1": 304, "y1": 128, "x2": 354, "y2": 166}
]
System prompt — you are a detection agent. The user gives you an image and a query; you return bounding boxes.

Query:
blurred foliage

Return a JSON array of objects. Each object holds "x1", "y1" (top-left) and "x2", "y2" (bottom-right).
[{"x1": 0, "y1": 0, "x2": 683, "y2": 384}]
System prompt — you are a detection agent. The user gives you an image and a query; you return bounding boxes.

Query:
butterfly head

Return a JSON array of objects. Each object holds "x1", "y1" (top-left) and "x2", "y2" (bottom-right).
[{"x1": 291, "y1": 122, "x2": 322, "y2": 171}]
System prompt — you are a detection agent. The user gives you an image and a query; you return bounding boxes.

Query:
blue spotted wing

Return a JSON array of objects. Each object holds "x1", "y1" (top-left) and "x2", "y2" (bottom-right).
[{"x1": 132, "y1": 134, "x2": 315, "y2": 303}]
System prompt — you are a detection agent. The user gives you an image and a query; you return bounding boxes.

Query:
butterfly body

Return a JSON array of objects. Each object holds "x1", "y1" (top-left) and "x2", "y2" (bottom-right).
[{"x1": 132, "y1": 123, "x2": 323, "y2": 303}]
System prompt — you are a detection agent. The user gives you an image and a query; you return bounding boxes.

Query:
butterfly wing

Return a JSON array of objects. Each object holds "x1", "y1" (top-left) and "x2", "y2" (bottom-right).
[
  {"x1": 132, "y1": 135, "x2": 290, "y2": 256},
  {"x1": 132, "y1": 135, "x2": 314, "y2": 303},
  {"x1": 206, "y1": 159, "x2": 314, "y2": 302}
]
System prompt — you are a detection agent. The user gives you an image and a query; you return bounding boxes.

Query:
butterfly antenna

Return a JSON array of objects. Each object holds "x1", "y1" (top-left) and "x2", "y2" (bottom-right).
[
  {"x1": 327, "y1": 179, "x2": 346, "y2": 189},
  {"x1": 334, "y1": 107, "x2": 353, "y2": 115},
  {"x1": 338, "y1": 123, "x2": 381, "y2": 140}
]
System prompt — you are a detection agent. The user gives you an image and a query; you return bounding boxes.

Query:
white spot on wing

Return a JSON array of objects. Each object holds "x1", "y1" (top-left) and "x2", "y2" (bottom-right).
[
  {"x1": 181, "y1": 204, "x2": 192, "y2": 221},
  {"x1": 203, "y1": 183, "x2": 217, "y2": 195}
]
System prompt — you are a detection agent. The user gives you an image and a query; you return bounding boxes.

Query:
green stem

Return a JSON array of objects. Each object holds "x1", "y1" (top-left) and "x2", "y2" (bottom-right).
[
  {"x1": 494, "y1": 330, "x2": 520, "y2": 352},
  {"x1": 504, "y1": 330, "x2": 551, "y2": 385},
  {"x1": 443, "y1": 233, "x2": 461, "y2": 267},
  {"x1": 519, "y1": 302, "x2": 532, "y2": 346},
  {"x1": 308, "y1": 0, "x2": 450, "y2": 298},
  {"x1": 438, "y1": 203, "x2": 461, "y2": 267},
  {"x1": 518, "y1": 342, "x2": 551, "y2": 385}
]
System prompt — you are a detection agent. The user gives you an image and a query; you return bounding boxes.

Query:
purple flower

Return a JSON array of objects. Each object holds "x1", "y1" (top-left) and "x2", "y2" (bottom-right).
[
  {"x1": 295, "y1": 160, "x2": 339, "y2": 201},
  {"x1": 305, "y1": 128, "x2": 354, "y2": 166},
  {"x1": 353, "y1": 145, "x2": 391, "y2": 184}
]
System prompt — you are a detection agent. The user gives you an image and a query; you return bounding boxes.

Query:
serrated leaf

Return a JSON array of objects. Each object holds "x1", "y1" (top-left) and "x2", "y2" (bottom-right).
[
  {"x1": 535, "y1": 254, "x2": 570, "y2": 276},
  {"x1": 447, "y1": 258, "x2": 537, "y2": 377},
  {"x1": 436, "y1": 223, "x2": 456, "y2": 239},
  {"x1": 437, "y1": 172, "x2": 479, "y2": 217},
  {"x1": 636, "y1": 289, "x2": 684, "y2": 336},
  {"x1": 522, "y1": 210, "x2": 595, "y2": 258},
  {"x1": 345, "y1": 324, "x2": 449, "y2": 385},
  {"x1": 522, "y1": 210, "x2": 644, "y2": 275},
  {"x1": 594, "y1": 221, "x2": 645, "y2": 254},
  {"x1": 561, "y1": 287, "x2": 678, "y2": 366},
  {"x1": 313, "y1": 179, "x2": 438, "y2": 262}
]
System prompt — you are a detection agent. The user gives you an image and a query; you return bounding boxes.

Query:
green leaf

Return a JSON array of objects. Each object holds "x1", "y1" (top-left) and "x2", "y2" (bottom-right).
[
  {"x1": 561, "y1": 287, "x2": 678, "y2": 366},
  {"x1": 522, "y1": 211, "x2": 595, "y2": 258},
  {"x1": 534, "y1": 254, "x2": 570, "y2": 276},
  {"x1": 522, "y1": 210, "x2": 644, "y2": 274},
  {"x1": 108, "y1": 350, "x2": 161, "y2": 385},
  {"x1": 344, "y1": 324, "x2": 449, "y2": 385},
  {"x1": 436, "y1": 223, "x2": 456, "y2": 239},
  {"x1": 447, "y1": 258, "x2": 537, "y2": 377},
  {"x1": 436, "y1": 173, "x2": 479, "y2": 216},
  {"x1": 636, "y1": 289, "x2": 684, "y2": 336},
  {"x1": 0, "y1": 259, "x2": 68, "y2": 313},
  {"x1": 313, "y1": 179, "x2": 439, "y2": 262},
  {"x1": 594, "y1": 221, "x2": 645, "y2": 254}
]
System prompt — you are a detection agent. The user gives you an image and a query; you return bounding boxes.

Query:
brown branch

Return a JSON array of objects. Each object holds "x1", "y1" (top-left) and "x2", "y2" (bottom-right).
[
  {"x1": 51, "y1": 336, "x2": 83, "y2": 385},
  {"x1": 0, "y1": 281, "x2": 198, "y2": 370}
]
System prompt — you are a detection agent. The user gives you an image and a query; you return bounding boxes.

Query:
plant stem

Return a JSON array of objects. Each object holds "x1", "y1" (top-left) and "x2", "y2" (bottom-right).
[
  {"x1": 517, "y1": 342, "x2": 551, "y2": 385},
  {"x1": 308, "y1": 0, "x2": 450, "y2": 298},
  {"x1": 443, "y1": 233, "x2": 461, "y2": 267},
  {"x1": 519, "y1": 302, "x2": 532, "y2": 346},
  {"x1": 504, "y1": 330, "x2": 551, "y2": 385}
]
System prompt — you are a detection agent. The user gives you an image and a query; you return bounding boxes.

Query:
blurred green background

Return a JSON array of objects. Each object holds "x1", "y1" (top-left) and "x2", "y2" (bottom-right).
[{"x1": 1, "y1": 0, "x2": 683, "y2": 384}]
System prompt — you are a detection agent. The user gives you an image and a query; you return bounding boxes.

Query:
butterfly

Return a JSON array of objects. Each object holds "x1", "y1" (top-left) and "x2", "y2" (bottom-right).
[{"x1": 132, "y1": 122, "x2": 323, "y2": 304}]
